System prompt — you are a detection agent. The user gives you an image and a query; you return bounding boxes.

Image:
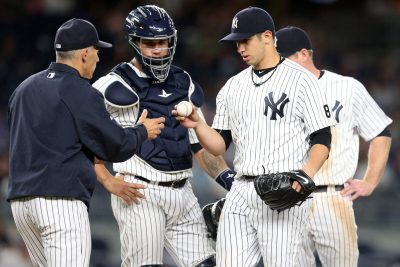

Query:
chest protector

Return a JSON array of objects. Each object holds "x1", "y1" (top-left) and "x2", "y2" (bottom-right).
[{"x1": 112, "y1": 63, "x2": 204, "y2": 172}]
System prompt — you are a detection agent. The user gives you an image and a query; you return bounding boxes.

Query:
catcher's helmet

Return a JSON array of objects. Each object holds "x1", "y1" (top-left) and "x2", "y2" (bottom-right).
[{"x1": 124, "y1": 5, "x2": 177, "y2": 81}]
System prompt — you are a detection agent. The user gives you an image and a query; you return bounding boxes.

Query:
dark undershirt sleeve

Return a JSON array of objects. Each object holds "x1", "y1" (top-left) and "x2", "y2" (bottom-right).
[
  {"x1": 377, "y1": 126, "x2": 391, "y2": 137},
  {"x1": 191, "y1": 143, "x2": 203, "y2": 153},
  {"x1": 215, "y1": 129, "x2": 232, "y2": 151},
  {"x1": 309, "y1": 126, "x2": 331, "y2": 150},
  {"x1": 190, "y1": 129, "x2": 233, "y2": 153}
]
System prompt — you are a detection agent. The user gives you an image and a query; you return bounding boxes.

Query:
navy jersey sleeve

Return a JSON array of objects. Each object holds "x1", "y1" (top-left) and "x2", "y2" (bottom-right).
[{"x1": 61, "y1": 83, "x2": 147, "y2": 162}]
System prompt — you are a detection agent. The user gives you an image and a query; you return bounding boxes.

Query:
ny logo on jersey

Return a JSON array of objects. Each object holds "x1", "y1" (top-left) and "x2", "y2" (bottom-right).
[
  {"x1": 332, "y1": 100, "x2": 343, "y2": 123},
  {"x1": 232, "y1": 16, "x2": 238, "y2": 29},
  {"x1": 264, "y1": 92, "x2": 290, "y2": 120}
]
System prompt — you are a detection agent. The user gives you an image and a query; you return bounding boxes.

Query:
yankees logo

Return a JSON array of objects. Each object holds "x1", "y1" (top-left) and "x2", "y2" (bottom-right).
[
  {"x1": 264, "y1": 92, "x2": 290, "y2": 120},
  {"x1": 232, "y1": 17, "x2": 238, "y2": 29},
  {"x1": 332, "y1": 100, "x2": 343, "y2": 123}
]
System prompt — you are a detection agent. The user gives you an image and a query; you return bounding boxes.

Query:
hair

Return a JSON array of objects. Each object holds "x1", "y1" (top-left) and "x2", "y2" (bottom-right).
[
  {"x1": 56, "y1": 49, "x2": 80, "y2": 61},
  {"x1": 255, "y1": 30, "x2": 275, "y2": 41},
  {"x1": 290, "y1": 49, "x2": 314, "y2": 59},
  {"x1": 55, "y1": 46, "x2": 98, "y2": 62},
  {"x1": 255, "y1": 32, "x2": 263, "y2": 39}
]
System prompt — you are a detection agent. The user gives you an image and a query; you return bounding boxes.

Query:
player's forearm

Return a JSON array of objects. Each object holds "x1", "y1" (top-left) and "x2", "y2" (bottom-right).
[
  {"x1": 194, "y1": 148, "x2": 235, "y2": 190},
  {"x1": 195, "y1": 149, "x2": 229, "y2": 178},
  {"x1": 194, "y1": 120, "x2": 226, "y2": 156},
  {"x1": 362, "y1": 136, "x2": 391, "y2": 187},
  {"x1": 94, "y1": 163, "x2": 113, "y2": 186},
  {"x1": 303, "y1": 144, "x2": 329, "y2": 178}
]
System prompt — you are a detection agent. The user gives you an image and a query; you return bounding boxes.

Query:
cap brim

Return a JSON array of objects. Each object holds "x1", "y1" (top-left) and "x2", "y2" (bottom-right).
[
  {"x1": 219, "y1": 32, "x2": 255, "y2": 42},
  {"x1": 96, "y1": 40, "x2": 112, "y2": 48}
]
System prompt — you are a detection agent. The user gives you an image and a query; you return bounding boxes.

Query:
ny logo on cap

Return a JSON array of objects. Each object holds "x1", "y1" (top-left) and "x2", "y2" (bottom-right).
[{"x1": 232, "y1": 16, "x2": 238, "y2": 29}]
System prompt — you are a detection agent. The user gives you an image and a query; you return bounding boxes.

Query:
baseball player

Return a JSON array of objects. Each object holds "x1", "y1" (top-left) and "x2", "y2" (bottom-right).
[
  {"x1": 176, "y1": 7, "x2": 336, "y2": 267},
  {"x1": 93, "y1": 5, "x2": 234, "y2": 267},
  {"x1": 7, "y1": 18, "x2": 164, "y2": 267},
  {"x1": 275, "y1": 26, "x2": 393, "y2": 267}
]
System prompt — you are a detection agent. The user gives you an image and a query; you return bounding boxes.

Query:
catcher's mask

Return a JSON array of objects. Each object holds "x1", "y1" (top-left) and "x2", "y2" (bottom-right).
[{"x1": 124, "y1": 5, "x2": 177, "y2": 82}]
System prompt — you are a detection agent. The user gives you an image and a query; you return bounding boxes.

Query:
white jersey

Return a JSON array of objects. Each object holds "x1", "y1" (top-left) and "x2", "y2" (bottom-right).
[
  {"x1": 93, "y1": 63, "x2": 203, "y2": 182},
  {"x1": 214, "y1": 59, "x2": 335, "y2": 267},
  {"x1": 212, "y1": 59, "x2": 336, "y2": 177},
  {"x1": 314, "y1": 70, "x2": 392, "y2": 185},
  {"x1": 298, "y1": 70, "x2": 392, "y2": 267}
]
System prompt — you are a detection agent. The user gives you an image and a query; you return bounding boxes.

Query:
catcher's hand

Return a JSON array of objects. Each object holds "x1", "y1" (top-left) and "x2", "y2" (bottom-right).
[
  {"x1": 202, "y1": 198, "x2": 225, "y2": 240},
  {"x1": 254, "y1": 170, "x2": 315, "y2": 212}
]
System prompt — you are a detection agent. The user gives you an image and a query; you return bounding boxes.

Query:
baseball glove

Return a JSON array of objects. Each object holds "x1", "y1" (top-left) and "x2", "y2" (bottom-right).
[
  {"x1": 253, "y1": 170, "x2": 315, "y2": 212},
  {"x1": 202, "y1": 198, "x2": 225, "y2": 240}
]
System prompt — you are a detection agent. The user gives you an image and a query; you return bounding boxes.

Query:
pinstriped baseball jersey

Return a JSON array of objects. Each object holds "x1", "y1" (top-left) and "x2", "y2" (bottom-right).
[
  {"x1": 212, "y1": 59, "x2": 336, "y2": 176},
  {"x1": 314, "y1": 70, "x2": 392, "y2": 186},
  {"x1": 93, "y1": 63, "x2": 203, "y2": 182},
  {"x1": 214, "y1": 59, "x2": 335, "y2": 267}
]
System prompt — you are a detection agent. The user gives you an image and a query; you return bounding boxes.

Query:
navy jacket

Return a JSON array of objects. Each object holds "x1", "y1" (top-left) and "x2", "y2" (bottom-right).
[{"x1": 7, "y1": 63, "x2": 148, "y2": 207}]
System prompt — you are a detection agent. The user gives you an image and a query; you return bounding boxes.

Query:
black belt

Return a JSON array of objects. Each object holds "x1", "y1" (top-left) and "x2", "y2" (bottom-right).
[
  {"x1": 134, "y1": 175, "x2": 187, "y2": 188},
  {"x1": 242, "y1": 175, "x2": 257, "y2": 180},
  {"x1": 314, "y1": 184, "x2": 344, "y2": 193},
  {"x1": 243, "y1": 175, "x2": 344, "y2": 193}
]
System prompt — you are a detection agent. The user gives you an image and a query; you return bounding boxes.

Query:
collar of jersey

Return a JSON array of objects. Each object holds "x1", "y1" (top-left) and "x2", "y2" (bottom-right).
[
  {"x1": 253, "y1": 57, "x2": 285, "y2": 78},
  {"x1": 127, "y1": 62, "x2": 150, "y2": 78}
]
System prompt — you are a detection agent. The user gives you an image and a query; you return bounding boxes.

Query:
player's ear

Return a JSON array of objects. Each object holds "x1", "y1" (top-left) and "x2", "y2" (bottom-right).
[
  {"x1": 80, "y1": 48, "x2": 88, "y2": 63},
  {"x1": 262, "y1": 30, "x2": 273, "y2": 44},
  {"x1": 299, "y1": 49, "x2": 310, "y2": 61}
]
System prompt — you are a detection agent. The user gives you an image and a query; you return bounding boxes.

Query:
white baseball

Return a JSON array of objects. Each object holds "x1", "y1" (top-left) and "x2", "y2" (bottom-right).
[{"x1": 176, "y1": 101, "x2": 193, "y2": 117}]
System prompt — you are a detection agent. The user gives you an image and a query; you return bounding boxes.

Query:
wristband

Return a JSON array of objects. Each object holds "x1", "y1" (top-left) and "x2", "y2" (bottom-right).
[{"x1": 215, "y1": 168, "x2": 236, "y2": 191}]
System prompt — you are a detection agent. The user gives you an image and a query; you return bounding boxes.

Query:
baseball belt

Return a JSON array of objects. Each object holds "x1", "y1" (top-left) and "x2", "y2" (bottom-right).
[
  {"x1": 242, "y1": 175, "x2": 257, "y2": 180},
  {"x1": 134, "y1": 175, "x2": 188, "y2": 188},
  {"x1": 314, "y1": 184, "x2": 344, "y2": 193},
  {"x1": 243, "y1": 176, "x2": 344, "y2": 193}
]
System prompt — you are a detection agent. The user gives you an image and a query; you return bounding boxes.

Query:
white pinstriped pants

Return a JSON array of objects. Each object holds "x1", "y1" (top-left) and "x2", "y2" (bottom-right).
[
  {"x1": 111, "y1": 178, "x2": 214, "y2": 267},
  {"x1": 11, "y1": 197, "x2": 91, "y2": 267},
  {"x1": 298, "y1": 188, "x2": 358, "y2": 267},
  {"x1": 216, "y1": 179, "x2": 311, "y2": 267}
]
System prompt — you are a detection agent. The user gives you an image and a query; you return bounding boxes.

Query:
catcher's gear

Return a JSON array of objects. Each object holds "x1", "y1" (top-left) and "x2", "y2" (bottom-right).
[
  {"x1": 202, "y1": 198, "x2": 225, "y2": 240},
  {"x1": 124, "y1": 5, "x2": 177, "y2": 82},
  {"x1": 254, "y1": 170, "x2": 315, "y2": 212}
]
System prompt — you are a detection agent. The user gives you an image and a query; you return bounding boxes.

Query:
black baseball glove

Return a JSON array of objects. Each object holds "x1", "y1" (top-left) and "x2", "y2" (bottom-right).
[
  {"x1": 202, "y1": 198, "x2": 225, "y2": 240},
  {"x1": 253, "y1": 170, "x2": 316, "y2": 212}
]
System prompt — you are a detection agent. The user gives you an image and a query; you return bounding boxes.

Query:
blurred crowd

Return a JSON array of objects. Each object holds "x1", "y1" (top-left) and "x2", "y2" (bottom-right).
[{"x1": 0, "y1": 0, "x2": 399, "y2": 266}]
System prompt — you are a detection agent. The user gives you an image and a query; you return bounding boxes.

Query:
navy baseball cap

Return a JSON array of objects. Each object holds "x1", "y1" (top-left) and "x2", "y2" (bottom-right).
[
  {"x1": 276, "y1": 26, "x2": 312, "y2": 57},
  {"x1": 220, "y1": 7, "x2": 275, "y2": 42},
  {"x1": 54, "y1": 18, "x2": 112, "y2": 51}
]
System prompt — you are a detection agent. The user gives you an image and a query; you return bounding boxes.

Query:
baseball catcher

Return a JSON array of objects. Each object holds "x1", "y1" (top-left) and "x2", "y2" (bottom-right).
[
  {"x1": 202, "y1": 198, "x2": 225, "y2": 240},
  {"x1": 254, "y1": 170, "x2": 316, "y2": 212}
]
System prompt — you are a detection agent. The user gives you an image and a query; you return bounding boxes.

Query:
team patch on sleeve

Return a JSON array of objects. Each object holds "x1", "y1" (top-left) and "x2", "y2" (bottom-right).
[{"x1": 104, "y1": 81, "x2": 139, "y2": 108}]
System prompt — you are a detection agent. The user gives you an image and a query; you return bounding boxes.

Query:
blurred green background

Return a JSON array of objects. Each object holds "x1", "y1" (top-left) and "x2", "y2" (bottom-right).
[{"x1": 0, "y1": 0, "x2": 399, "y2": 266}]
